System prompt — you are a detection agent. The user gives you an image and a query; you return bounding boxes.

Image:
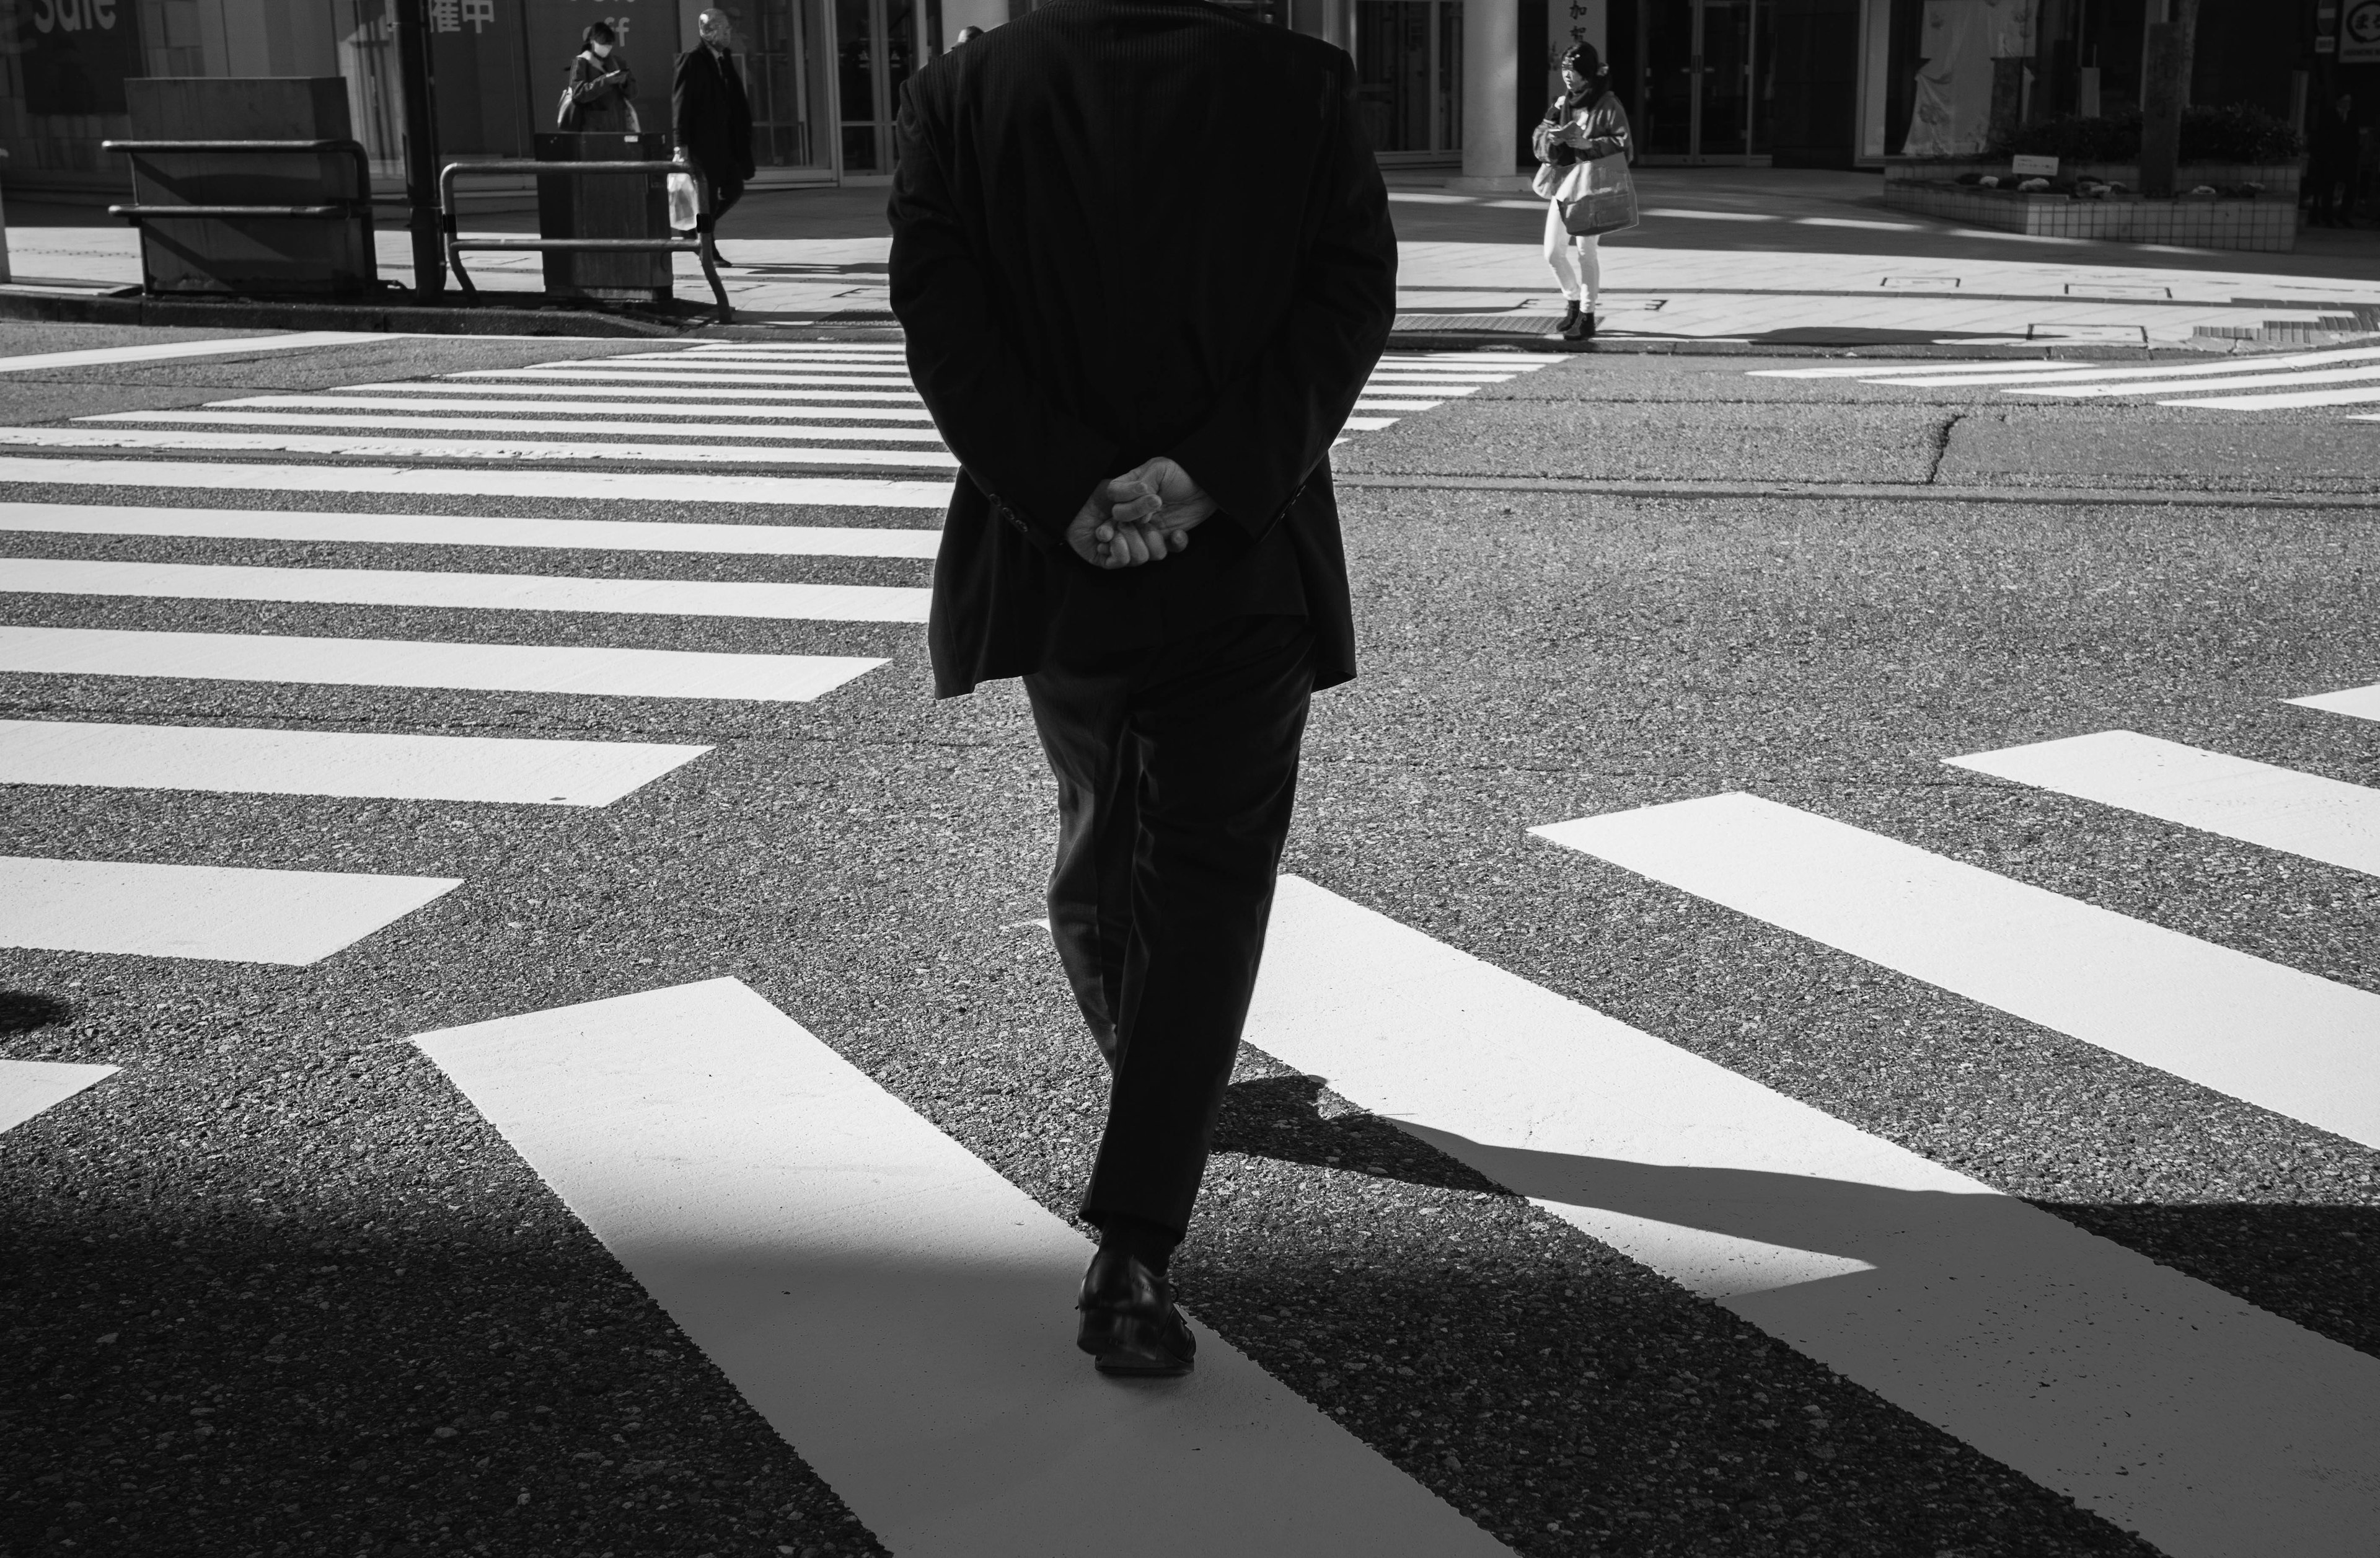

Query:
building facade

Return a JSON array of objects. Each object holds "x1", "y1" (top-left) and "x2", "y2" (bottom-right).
[{"x1": 0, "y1": 0, "x2": 2337, "y2": 202}]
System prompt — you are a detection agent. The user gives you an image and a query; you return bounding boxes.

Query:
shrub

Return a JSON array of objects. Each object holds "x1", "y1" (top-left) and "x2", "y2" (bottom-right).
[{"x1": 1994, "y1": 104, "x2": 2303, "y2": 163}]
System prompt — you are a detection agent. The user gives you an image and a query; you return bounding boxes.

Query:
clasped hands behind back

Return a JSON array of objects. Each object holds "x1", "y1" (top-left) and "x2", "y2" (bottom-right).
[{"x1": 1067, "y1": 456, "x2": 1219, "y2": 570}]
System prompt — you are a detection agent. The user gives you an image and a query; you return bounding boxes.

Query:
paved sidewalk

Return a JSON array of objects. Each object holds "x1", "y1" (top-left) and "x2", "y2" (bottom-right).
[{"x1": 8, "y1": 167, "x2": 2379, "y2": 347}]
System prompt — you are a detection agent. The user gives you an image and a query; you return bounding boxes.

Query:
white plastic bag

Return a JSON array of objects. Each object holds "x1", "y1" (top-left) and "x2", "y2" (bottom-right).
[{"x1": 667, "y1": 170, "x2": 700, "y2": 232}]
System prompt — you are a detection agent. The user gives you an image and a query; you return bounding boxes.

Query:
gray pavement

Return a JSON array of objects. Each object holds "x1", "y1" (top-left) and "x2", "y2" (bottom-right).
[{"x1": 0, "y1": 320, "x2": 2374, "y2": 1558}]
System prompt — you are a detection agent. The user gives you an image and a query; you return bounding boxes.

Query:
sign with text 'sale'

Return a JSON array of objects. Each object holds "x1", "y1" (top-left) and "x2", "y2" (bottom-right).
[{"x1": 18, "y1": 0, "x2": 143, "y2": 116}]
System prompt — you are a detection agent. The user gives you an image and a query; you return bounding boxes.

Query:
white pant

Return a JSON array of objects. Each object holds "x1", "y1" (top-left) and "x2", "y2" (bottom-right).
[{"x1": 1543, "y1": 200, "x2": 1601, "y2": 306}]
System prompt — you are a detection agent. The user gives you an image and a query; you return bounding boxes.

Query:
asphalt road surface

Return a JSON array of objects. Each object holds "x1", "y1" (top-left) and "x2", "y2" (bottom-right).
[{"x1": 2, "y1": 322, "x2": 2377, "y2": 1558}]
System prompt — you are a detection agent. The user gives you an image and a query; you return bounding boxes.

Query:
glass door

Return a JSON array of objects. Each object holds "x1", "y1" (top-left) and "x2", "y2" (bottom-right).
[
  {"x1": 837, "y1": 0, "x2": 939, "y2": 172},
  {"x1": 1633, "y1": 0, "x2": 1768, "y2": 163},
  {"x1": 1354, "y1": 0, "x2": 1462, "y2": 160}
]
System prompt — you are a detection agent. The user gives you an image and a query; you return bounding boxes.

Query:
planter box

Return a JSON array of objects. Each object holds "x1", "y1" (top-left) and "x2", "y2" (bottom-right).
[
  {"x1": 1884, "y1": 157, "x2": 2301, "y2": 198},
  {"x1": 1882, "y1": 158, "x2": 2303, "y2": 252}
]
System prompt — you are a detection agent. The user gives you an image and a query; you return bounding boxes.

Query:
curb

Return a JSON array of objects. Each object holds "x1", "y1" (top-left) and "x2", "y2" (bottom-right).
[
  {"x1": 1383, "y1": 327, "x2": 2236, "y2": 360},
  {"x1": 0, "y1": 286, "x2": 706, "y2": 338},
  {"x1": 0, "y1": 285, "x2": 2271, "y2": 359},
  {"x1": 1333, "y1": 473, "x2": 2380, "y2": 508}
]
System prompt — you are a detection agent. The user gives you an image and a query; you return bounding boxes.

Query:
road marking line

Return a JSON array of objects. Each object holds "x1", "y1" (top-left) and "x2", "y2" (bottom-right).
[
  {"x1": 1342, "y1": 417, "x2": 1398, "y2": 431},
  {"x1": 2192, "y1": 388, "x2": 2380, "y2": 410},
  {"x1": 1248, "y1": 875, "x2": 2380, "y2": 1558},
  {"x1": 1533, "y1": 793, "x2": 2380, "y2": 1149},
  {"x1": 0, "y1": 626, "x2": 885, "y2": 702},
  {"x1": 1378, "y1": 353, "x2": 1556, "y2": 365},
  {"x1": 413, "y1": 977, "x2": 1509, "y2": 1558},
  {"x1": 1838, "y1": 347, "x2": 2380, "y2": 390},
  {"x1": 84, "y1": 410, "x2": 951, "y2": 445},
  {"x1": 455, "y1": 368, "x2": 919, "y2": 387},
  {"x1": 213, "y1": 396, "x2": 940, "y2": 422},
  {"x1": 0, "y1": 502, "x2": 944, "y2": 559},
  {"x1": 1, "y1": 1060, "x2": 120, "y2": 1136},
  {"x1": 0, "y1": 331, "x2": 392, "y2": 374},
  {"x1": 0, "y1": 458, "x2": 951, "y2": 508},
  {"x1": 0, "y1": 428, "x2": 960, "y2": 470},
  {"x1": 0, "y1": 720, "x2": 711, "y2": 806},
  {"x1": 1946, "y1": 730, "x2": 2380, "y2": 877},
  {"x1": 0, "y1": 854, "x2": 458, "y2": 965},
  {"x1": 0, "y1": 557, "x2": 933, "y2": 624},
  {"x1": 1351, "y1": 401, "x2": 1443, "y2": 411},
  {"x1": 2286, "y1": 681, "x2": 2380, "y2": 723},
  {"x1": 610, "y1": 354, "x2": 917, "y2": 367},
  {"x1": 2006, "y1": 365, "x2": 2380, "y2": 399},
  {"x1": 335, "y1": 381, "x2": 929, "y2": 404},
  {"x1": 1752, "y1": 361, "x2": 2069, "y2": 378}
]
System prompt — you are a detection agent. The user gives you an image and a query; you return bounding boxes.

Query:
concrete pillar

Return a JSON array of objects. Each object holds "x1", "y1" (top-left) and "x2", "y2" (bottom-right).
[{"x1": 1452, "y1": 0, "x2": 1527, "y2": 190}]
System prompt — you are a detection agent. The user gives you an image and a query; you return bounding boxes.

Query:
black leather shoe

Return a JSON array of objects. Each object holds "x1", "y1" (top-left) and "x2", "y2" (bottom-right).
[
  {"x1": 1558, "y1": 298, "x2": 1582, "y2": 334},
  {"x1": 1564, "y1": 309, "x2": 1597, "y2": 342},
  {"x1": 1076, "y1": 1247, "x2": 1196, "y2": 1376}
]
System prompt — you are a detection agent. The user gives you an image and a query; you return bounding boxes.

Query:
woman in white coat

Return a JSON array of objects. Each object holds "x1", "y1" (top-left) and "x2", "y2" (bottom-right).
[{"x1": 1538, "y1": 43, "x2": 1634, "y2": 341}]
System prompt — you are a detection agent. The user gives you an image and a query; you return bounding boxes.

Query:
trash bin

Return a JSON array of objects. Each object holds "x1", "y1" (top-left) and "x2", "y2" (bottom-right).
[
  {"x1": 109, "y1": 77, "x2": 376, "y2": 296},
  {"x1": 532, "y1": 131, "x2": 674, "y2": 304}
]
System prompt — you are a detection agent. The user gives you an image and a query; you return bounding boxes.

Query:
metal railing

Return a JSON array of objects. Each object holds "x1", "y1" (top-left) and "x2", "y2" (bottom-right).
[
  {"x1": 102, "y1": 139, "x2": 375, "y2": 223},
  {"x1": 439, "y1": 159, "x2": 732, "y2": 322}
]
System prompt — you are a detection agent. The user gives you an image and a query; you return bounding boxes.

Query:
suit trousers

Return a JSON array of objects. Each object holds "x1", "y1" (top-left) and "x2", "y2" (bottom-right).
[{"x1": 1024, "y1": 612, "x2": 1316, "y2": 1236}]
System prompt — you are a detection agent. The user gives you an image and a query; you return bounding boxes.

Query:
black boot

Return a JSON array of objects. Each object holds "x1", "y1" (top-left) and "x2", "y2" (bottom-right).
[
  {"x1": 1563, "y1": 305, "x2": 1595, "y2": 342},
  {"x1": 1558, "y1": 298, "x2": 1582, "y2": 334}
]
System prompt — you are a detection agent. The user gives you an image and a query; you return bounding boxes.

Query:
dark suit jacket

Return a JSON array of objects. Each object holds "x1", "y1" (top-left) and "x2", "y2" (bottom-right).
[
  {"x1": 672, "y1": 44, "x2": 754, "y2": 184},
  {"x1": 887, "y1": 0, "x2": 1396, "y2": 698}
]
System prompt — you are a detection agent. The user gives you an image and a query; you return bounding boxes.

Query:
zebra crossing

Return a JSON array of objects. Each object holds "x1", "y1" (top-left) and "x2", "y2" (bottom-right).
[
  {"x1": 1750, "y1": 343, "x2": 2380, "y2": 418},
  {"x1": 389, "y1": 674, "x2": 2380, "y2": 1558},
  {"x1": 7, "y1": 332, "x2": 2374, "y2": 1553},
  {"x1": 0, "y1": 338, "x2": 1535, "y2": 971}
]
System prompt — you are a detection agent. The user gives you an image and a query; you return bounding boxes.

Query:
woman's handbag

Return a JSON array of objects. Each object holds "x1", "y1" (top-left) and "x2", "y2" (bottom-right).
[
  {"x1": 555, "y1": 84, "x2": 583, "y2": 130},
  {"x1": 1559, "y1": 151, "x2": 1639, "y2": 237}
]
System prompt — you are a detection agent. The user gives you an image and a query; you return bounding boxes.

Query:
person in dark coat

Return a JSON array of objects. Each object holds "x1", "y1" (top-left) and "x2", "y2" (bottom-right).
[
  {"x1": 672, "y1": 8, "x2": 755, "y2": 244},
  {"x1": 889, "y1": 0, "x2": 1395, "y2": 1378},
  {"x1": 561, "y1": 22, "x2": 637, "y2": 133}
]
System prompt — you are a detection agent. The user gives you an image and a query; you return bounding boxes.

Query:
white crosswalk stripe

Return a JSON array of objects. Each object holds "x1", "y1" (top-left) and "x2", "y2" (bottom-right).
[
  {"x1": 82, "y1": 411, "x2": 956, "y2": 444},
  {"x1": 1535, "y1": 790, "x2": 2380, "y2": 1151},
  {"x1": 1248, "y1": 875, "x2": 2380, "y2": 1558},
  {"x1": 0, "y1": 458, "x2": 951, "y2": 507},
  {"x1": 0, "y1": 854, "x2": 461, "y2": 965},
  {"x1": 1749, "y1": 344, "x2": 2380, "y2": 419},
  {"x1": 0, "y1": 502, "x2": 945, "y2": 558},
  {"x1": 415, "y1": 978, "x2": 1511, "y2": 1558},
  {"x1": 2290, "y1": 679, "x2": 2380, "y2": 723},
  {"x1": 0, "y1": 1058, "x2": 120, "y2": 1136},
  {"x1": 1946, "y1": 729, "x2": 2380, "y2": 878},
  {"x1": 211, "y1": 396, "x2": 941, "y2": 421},
  {"x1": 0, "y1": 626, "x2": 886, "y2": 702},
  {"x1": 0, "y1": 719, "x2": 711, "y2": 806},
  {"x1": 0, "y1": 427, "x2": 964, "y2": 469},
  {"x1": 0, "y1": 557, "x2": 933, "y2": 623}
]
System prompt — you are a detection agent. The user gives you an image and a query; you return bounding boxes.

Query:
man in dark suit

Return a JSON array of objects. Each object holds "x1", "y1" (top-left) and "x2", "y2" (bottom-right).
[
  {"x1": 671, "y1": 9, "x2": 755, "y2": 247},
  {"x1": 889, "y1": 0, "x2": 1395, "y2": 1376}
]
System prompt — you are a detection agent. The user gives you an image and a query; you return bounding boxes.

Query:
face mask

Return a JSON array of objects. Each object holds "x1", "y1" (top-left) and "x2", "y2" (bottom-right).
[{"x1": 591, "y1": 40, "x2": 612, "y2": 56}]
